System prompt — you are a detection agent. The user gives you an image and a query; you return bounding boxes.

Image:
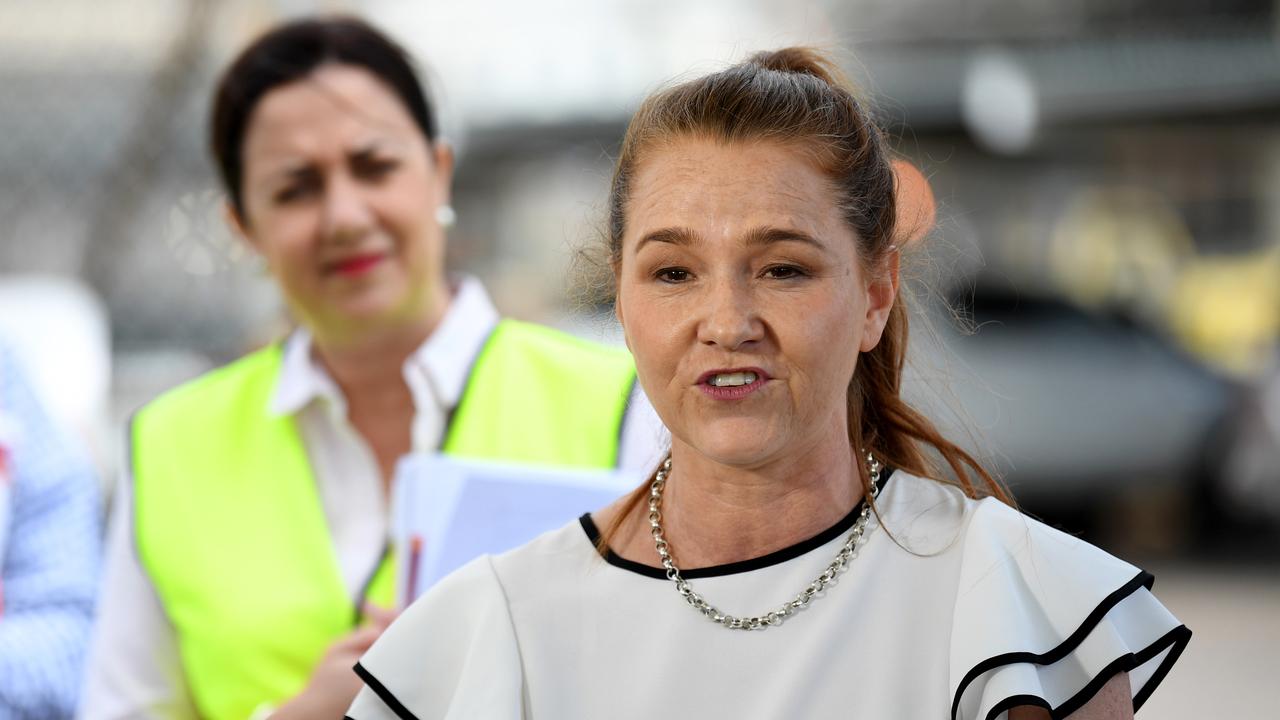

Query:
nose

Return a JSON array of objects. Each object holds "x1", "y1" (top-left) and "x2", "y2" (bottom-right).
[
  {"x1": 320, "y1": 173, "x2": 374, "y2": 244},
  {"x1": 697, "y1": 276, "x2": 764, "y2": 351}
]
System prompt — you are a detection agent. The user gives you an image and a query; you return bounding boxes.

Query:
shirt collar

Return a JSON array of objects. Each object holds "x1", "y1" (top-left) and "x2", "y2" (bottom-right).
[
  {"x1": 405, "y1": 275, "x2": 499, "y2": 409},
  {"x1": 268, "y1": 275, "x2": 500, "y2": 417}
]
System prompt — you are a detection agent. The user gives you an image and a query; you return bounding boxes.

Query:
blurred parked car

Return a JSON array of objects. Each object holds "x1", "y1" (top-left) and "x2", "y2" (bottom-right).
[{"x1": 906, "y1": 288, "x2": 1241, "y2": 542}]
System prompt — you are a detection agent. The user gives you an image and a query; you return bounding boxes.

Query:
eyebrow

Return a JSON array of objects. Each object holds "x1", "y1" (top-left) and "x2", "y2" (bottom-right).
[
  {"x1": 635, "y1": 226, "x2": 698, "y2": 252},
  {"x1": 268, "y1": 165, "x2": 319, "y2": 189},
  {"x1": 265, "y1": 141, "x2": 393, "y2": 183},
  {"x1": 348, "y1": 141, "x2": 392, "y2": 162},
  {"x1": 634, "y1": 225, "x2": 826, "y2": 253},
  {"x1": 743, "y1": 226, "x2": 825, "y2": 250}
]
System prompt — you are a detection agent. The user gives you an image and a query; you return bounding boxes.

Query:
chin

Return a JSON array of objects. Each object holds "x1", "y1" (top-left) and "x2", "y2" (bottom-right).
[
  {"x1": 684, "y1": 419, "x2": 786, "y2": 468},
  {"x1": 327, "y1": 290, "x2": 413, "y2": 329}
]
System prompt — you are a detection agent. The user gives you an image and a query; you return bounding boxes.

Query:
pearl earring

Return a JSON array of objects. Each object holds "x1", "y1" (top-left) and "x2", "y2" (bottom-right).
[{"x1": 435, "y1": 205, "x2": 456, "y2": 228}]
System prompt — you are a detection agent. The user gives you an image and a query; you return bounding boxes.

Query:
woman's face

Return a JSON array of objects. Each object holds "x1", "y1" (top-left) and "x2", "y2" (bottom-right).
[
  {"x1": 237, "y1": 63, "x2": 452, "y2": 341},
  {"x1": 616, "y1": 138, "x2": 897, "y2": 468}
]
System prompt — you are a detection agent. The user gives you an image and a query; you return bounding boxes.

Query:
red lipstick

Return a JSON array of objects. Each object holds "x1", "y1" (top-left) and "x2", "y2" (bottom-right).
[{"x1": 328, "y1": 253, "x2": 384, "y2": 277}]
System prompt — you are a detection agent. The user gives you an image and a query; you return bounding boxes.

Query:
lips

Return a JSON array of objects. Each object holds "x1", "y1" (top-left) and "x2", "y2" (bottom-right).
[
  {"x1": 325, "y1": 253, "x2": 385, "y2": 277},
  {"x1": 697, "y1": 367, "x2": 771, "y2": 386},
  {"x1": 697, "y1": 367, "x2": 770, "y2": 400}
]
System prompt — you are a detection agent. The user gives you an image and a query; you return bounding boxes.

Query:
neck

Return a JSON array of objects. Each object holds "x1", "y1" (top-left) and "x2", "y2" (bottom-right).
[
  {"x1": 310, "y1": 290, "x2": 451, "y2": 402},
  {"x1": 653, "y1": 422, "x2": 863, "y2": 568},
  {"x1": 313, "y1": 328, "x2": 420, "y2": 399}
]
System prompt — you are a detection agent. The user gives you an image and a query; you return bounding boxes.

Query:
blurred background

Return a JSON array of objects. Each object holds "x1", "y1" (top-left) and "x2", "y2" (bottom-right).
[{"x1": 1, "y1": 0, "x2": 1277, "y2": 715}]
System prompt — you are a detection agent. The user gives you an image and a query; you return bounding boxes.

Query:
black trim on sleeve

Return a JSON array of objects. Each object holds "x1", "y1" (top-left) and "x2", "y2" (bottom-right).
[
  {"x1": 580, "y1": 468, "x2": 894, "y2": 579},
  {"x1": 984, "y1": 625, "x2": 1191, "y2": 719},
  {"x1": 353, "y1": 662, "x2": 421, "y2": 720},
  {"x1": 1129, "y1": 624, "x2": 1192, "y2": 710},
  {"x1": 985, "y1": 695, "x2": 1051, "y2": 719},
  {"x1": 949, "y1": 570, "x2": 1192, "y2": 720}
]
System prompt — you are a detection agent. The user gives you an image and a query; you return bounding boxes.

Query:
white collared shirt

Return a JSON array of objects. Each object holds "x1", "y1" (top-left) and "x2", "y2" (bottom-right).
[{"x1": 80, "y1": 277, "x2": 667, "y2": 719}]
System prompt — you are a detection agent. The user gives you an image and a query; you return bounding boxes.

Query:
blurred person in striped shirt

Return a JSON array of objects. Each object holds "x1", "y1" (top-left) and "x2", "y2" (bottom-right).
[{"x1": 0, "y1": 339, "x2": 101, "y2": 719}]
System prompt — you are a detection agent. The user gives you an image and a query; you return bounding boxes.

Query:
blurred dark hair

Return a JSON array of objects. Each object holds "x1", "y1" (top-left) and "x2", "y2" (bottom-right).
[
  {"x1": 210, "y1": 15, "x2": 438, "y2": 219},
  {"x1": 599, "y1": 48, "x2": 1008, "y2": 547}
]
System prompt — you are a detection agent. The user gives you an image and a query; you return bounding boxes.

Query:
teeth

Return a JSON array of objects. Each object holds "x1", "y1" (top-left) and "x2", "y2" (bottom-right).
[{"x1": 709, "y1": 371, "x2": 758, "y2": 387}]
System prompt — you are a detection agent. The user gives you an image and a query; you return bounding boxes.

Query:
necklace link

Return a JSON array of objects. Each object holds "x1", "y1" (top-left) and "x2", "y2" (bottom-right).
[{"x1": 647, "y1": 452, "x2": 882, "y2": 631}]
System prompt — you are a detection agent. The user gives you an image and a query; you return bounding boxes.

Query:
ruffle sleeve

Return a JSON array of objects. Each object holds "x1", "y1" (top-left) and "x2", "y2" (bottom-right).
[
  {"x1": 347, "y1": 556, "x2": 525, "y2": 720},
  {"x1": 949, "y1": 498, "x2": 1190, "y2": 720}
]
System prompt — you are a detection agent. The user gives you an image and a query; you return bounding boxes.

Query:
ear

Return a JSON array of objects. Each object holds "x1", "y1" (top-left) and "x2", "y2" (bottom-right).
[
  {"x1": 860, "y1": 249, "x2": 900, "y2": 353},
  {"x1": 891, "y1": 158, "x2": 936, "y2": 247},
  {"x1": 614, "y1": 289, "x2": 633, "y2": 352},
  {"x1": 431, "y1": 141, "x2": 456, "y2": 204}
]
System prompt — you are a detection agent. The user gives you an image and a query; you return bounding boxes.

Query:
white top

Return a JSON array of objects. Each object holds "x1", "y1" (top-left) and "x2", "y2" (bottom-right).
[
  {"x1": 80, "y1": 277, "x2": 669, "y2": 720},
  {"x1": 349, "y1": 470, "x2": 1190, "y2": 720}
]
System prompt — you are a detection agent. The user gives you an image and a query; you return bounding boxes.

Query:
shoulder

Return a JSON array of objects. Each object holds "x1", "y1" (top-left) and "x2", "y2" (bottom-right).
[
  {"x1": 388, "y1": 554, "x2": 511, "y2": 635},
  {"x1": 488, "y1": 519, "x2": 600, "y2": 597},
  {"x1": 379, "y1": 520, "x2": 594, "y2": 636},
  {"x1": 947, "y1": 496, "x2": 1190, "y2": 719},
  {"x1": 876, "y1": 470, "x2": 974, "y2": 553},
  {"x1": 135, "y1": 345, "x2": 282, "y2": 427},
  {"x1": 491, "y1": 319, "x2": 632, "y2": 368},
  {"x1": 354, "y1": 556, "x2": 526, "y2": 718}
]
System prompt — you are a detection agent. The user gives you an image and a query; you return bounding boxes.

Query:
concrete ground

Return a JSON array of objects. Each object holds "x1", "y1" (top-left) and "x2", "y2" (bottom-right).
[{"x1": 1136, "y1": 564, "x2": 1279, "y2": 718}]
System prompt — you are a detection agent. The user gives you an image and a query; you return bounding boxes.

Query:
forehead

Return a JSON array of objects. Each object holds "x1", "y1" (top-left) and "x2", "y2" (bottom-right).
[
  {"x1": 625, "y1": 137, "x2": 842, "y2": 239},
  {"x1": 242, "y1": 63, "x2": 422, "y2": 168}
]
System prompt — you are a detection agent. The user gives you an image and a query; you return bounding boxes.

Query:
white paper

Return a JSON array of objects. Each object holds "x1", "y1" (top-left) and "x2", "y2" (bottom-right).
[{"x1": 390, "y1": 453, "x2": 641, "y2": 608}]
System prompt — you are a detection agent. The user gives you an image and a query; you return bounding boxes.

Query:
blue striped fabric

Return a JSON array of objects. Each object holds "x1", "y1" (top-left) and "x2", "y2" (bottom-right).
[{"x1": 0, "y1": 342, "x2": 101, "y2": 720}]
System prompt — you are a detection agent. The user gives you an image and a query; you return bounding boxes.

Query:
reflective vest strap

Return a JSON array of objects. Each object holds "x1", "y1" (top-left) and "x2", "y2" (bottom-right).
[
  {"x1": 445, "y1": 319, "x2": 635, "y2": 467},
  {"x1": 360, "y1": 543, "x2": 396, "y2": 612}
]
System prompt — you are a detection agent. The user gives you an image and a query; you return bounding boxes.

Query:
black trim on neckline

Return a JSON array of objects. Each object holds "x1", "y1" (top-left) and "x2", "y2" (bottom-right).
[
  {"x1": 948, "y1": 570, "x2": 1192, "y2": 720},
  {"x1": 353, "y1": 662, "x2": 420, "y2": 720},
  {"x1": 580, "y1": 468, "x2": 894, "y2": 579}
]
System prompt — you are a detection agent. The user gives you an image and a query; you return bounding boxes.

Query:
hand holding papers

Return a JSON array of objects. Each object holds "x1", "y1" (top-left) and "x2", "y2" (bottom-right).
[{"x1": 391, "y1": 453, "x2": 640, "y2": 608}]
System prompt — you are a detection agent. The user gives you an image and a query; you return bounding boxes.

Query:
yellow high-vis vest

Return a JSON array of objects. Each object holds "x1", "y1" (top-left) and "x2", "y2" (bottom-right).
[{"x1": 131, "y1": 320, "x2": 636, "y2": 720}]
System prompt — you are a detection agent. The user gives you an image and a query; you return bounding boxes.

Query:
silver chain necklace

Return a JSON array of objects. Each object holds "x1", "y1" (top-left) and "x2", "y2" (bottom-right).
[{"x1": 647, "y1": 451, "x2": 882, "y2": 631}]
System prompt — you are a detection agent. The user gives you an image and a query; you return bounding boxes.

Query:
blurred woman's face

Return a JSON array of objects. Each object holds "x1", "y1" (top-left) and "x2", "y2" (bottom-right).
[
  {"x1": 237, "y1": 63, "x2": 452, "y2": 342},
  {"x1": 615, "y1": 138, "x2": 896, "y2": 468}
]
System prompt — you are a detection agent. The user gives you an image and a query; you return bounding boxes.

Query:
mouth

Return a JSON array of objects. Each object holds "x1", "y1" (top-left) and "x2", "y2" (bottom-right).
[
  {"x1": 324, "y1": 253, "x2": 386, "y2": 277},
  {"x1": 697, "y1": 367, "x2": 770, "y2": 399}
]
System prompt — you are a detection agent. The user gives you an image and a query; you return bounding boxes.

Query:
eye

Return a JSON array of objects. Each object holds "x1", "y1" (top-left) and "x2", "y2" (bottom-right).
[
  {"x1": 763, "y1": 264, "x2": 806, "y2": 280},
  {"x1": 655, "y1": 267, "x2": 692, "y2": 283},
  {"x1": 354, "y1": 156, "x2": 400, "y2": 181},
  {"x1": 274, "y1": 178, "x2": 318, "y2": 205}
]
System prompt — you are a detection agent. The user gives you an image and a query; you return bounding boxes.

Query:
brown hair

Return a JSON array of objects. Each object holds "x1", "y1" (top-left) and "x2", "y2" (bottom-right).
[
  {"x1": 602, "y1": 47, "x2": 1010, "y2": 545},
  {"x1": 210, "y1": 16, "x2": 438, "y2": 221}
]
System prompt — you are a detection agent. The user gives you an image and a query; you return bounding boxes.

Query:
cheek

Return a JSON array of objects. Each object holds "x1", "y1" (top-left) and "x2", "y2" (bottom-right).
[
  {"x1": 618, "y1": 288, "x2": 681, "y2": 391},
  {"x1": 785, "y1": 289, "x2": 862, "y2": 385},
  {"x1": 393, "y1": 164, "x2": 445, "y2": 223},
  {"x1": 385, "y1": 194, "x2": 443, "y2": 257},
  {"x1": 255, "y1": 216, "x2": 316, "y2": 268}
]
